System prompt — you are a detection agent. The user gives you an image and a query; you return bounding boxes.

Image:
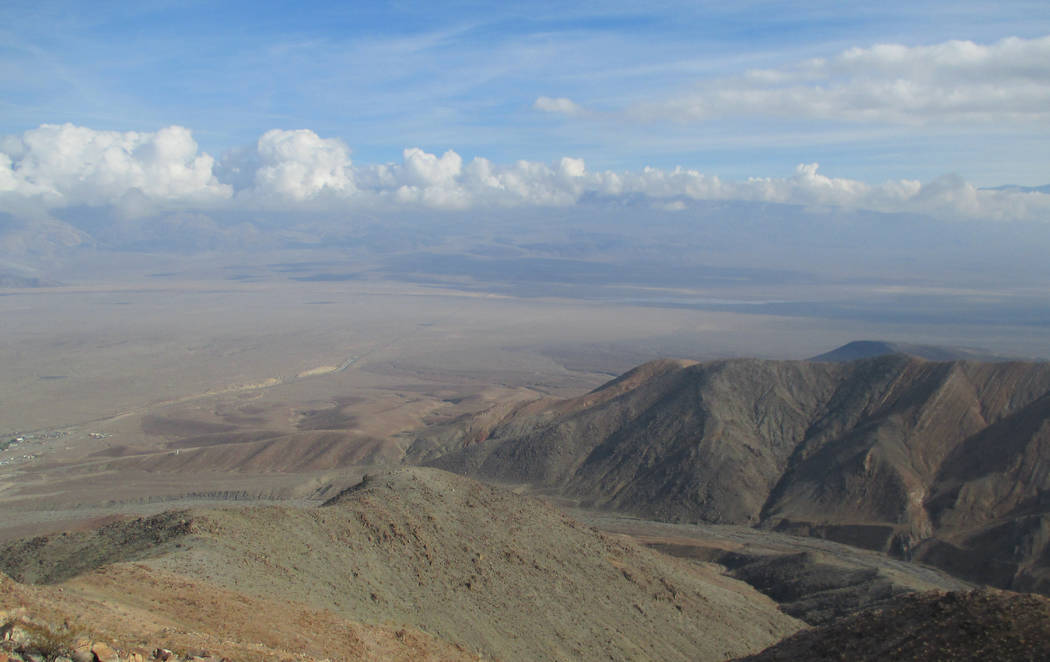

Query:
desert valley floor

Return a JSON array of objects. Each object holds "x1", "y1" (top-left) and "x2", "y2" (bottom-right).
[{"x1": 3, "y1": 259, "x2": 1050, "y2": 661}]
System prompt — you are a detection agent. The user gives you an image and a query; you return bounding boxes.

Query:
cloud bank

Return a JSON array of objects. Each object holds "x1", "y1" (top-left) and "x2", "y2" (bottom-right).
[
  {"x1": 0, "y1": 124, "x2": 231, "y2": 206},
  {"x1": 2, "y1": 123, "x2": 1048, "y2": 222},
  {"x1": 628, "y1": 35, "x2": 1050, "y2": 124}
]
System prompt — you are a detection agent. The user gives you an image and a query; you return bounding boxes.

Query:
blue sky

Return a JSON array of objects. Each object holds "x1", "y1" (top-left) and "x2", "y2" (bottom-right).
[{"x1": 1, "y1": 0, "x2": 1049, "y2": 225}]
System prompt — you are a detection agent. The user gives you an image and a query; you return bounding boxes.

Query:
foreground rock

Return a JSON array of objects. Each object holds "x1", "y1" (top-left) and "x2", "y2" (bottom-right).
[
  {"x1": 1, "y1": 468, "x2": 800, "y2": 661},
  {"x1": 734, "y1": 589, "x2": 1050, "y2": 662},
  {"x1": 0, "y1": 615, "x2": 226, "y2": 662}
]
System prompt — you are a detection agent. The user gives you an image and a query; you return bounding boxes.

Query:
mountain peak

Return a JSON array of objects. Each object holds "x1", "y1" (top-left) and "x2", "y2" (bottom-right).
[{"x1": 808, "y1": 340, "x2": 1016, "y2": 363}]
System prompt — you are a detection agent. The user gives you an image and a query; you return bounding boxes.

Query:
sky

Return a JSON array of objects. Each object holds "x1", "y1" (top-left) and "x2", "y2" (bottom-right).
[{"x1": 1, "y1": 1, "x2": 1049, "y2": 227}]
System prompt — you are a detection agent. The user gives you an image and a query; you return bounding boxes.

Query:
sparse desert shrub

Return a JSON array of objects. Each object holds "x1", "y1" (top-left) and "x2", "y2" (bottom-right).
[
  {"x1": 0, "y1": 615, "x2": 14, "y2": 640},
  {"x1": 17, "y1": 619, "x2": 82, "y2": 661}
]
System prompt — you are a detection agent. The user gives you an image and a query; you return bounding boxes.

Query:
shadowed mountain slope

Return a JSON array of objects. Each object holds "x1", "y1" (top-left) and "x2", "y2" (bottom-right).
[
  {"x1": 733, "y1": 589, "x2": 1050, "y2": 662},
  {"x1": 419, "y1": 356, "x2": 1050, "y2": 592},
  {"x1": 0, "y1": 467, "x2": 800, "y2": 662}
]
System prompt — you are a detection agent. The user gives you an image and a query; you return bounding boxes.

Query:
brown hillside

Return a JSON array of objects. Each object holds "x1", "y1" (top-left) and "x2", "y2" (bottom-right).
[{"x1": 420, "y1": 356, "x2": 1050, "y2": 592}]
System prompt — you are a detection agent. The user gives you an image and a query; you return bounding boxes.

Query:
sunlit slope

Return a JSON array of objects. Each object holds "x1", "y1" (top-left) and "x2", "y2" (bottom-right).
[{"x1": 1, "y1": 467, "x2": 799, "y2": 662}]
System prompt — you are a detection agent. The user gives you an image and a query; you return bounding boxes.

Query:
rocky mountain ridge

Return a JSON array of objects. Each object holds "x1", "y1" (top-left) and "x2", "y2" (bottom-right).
[
  {"x1": 1, "y1": 468, "x2": 799, "y2": 662},
  {"x1": 417, "y1": 354, "x2": 1050, "y2": 593}
]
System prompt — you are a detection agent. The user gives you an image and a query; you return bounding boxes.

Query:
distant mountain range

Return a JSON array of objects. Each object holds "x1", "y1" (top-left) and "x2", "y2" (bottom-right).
[
  {"x1": 0, "y1": 273, "x2": 53, "y2": 288},
  {"x1": 415, "y1": 352, "x2": 1050, "y2": 594}
]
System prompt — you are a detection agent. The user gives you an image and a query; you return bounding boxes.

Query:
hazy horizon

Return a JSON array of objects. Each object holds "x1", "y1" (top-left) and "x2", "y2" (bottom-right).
[{"x1": 3, "y1": 2, "x2": 1049, "y2": 366}]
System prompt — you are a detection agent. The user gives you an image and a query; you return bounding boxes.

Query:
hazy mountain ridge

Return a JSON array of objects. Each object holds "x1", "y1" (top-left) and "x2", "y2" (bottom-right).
[
  {"x1": 0, "y1": 273, "x2": 53, "y2": 288},
  {"x1": 809, "y1": 339, "x2": 1020, "y2": 362},
  {"x1": 421, "y1": 354, "x2": 1050, "y2": 592}
]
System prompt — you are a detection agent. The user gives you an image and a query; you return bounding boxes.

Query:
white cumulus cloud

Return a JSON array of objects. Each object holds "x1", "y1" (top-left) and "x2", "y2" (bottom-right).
[
  {"x1": 351, "y1": 149, "x2": 1050, "y2": 221},
  {"x1": 0, "y1": 124, "x2": 231, "y2": 207},
  {"x1": 1, "y1": 123, "x2": 1048, "y2": 222},
  {"x1": 252, "y1": 129, "x2": 354, "y2": 201},
  {"x1": 356, "y1": 151, "x2": 595, "y2": 209}
]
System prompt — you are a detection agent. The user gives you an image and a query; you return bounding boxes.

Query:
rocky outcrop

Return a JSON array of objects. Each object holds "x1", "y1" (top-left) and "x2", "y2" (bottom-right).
[{"x1": 0, "y1": 610, "x2": 228, "y2": 662}]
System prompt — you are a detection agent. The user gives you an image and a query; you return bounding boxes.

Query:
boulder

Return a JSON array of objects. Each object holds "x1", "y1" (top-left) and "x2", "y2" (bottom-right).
[{"x1": 90, "y1": 642, "x2": 120, "y2": 662}]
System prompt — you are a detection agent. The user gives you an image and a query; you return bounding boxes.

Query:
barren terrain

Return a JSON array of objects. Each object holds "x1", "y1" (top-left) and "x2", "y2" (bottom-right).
[
  {"x1": 422, "y1": 355, "x2": 1050, "y2": 593},
  {"x1": 3, "y1": 468, "x2": 802, "y2": 662},
  {"x1": 4, "y1": 255, "x2": 1050, "y2": 660},
  {"x1": 0, "y1": 256, "x2": 972, "y2": 542},
  {"x1": 735, "y1": 589, "x2": 1050, "y2": 661}
]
